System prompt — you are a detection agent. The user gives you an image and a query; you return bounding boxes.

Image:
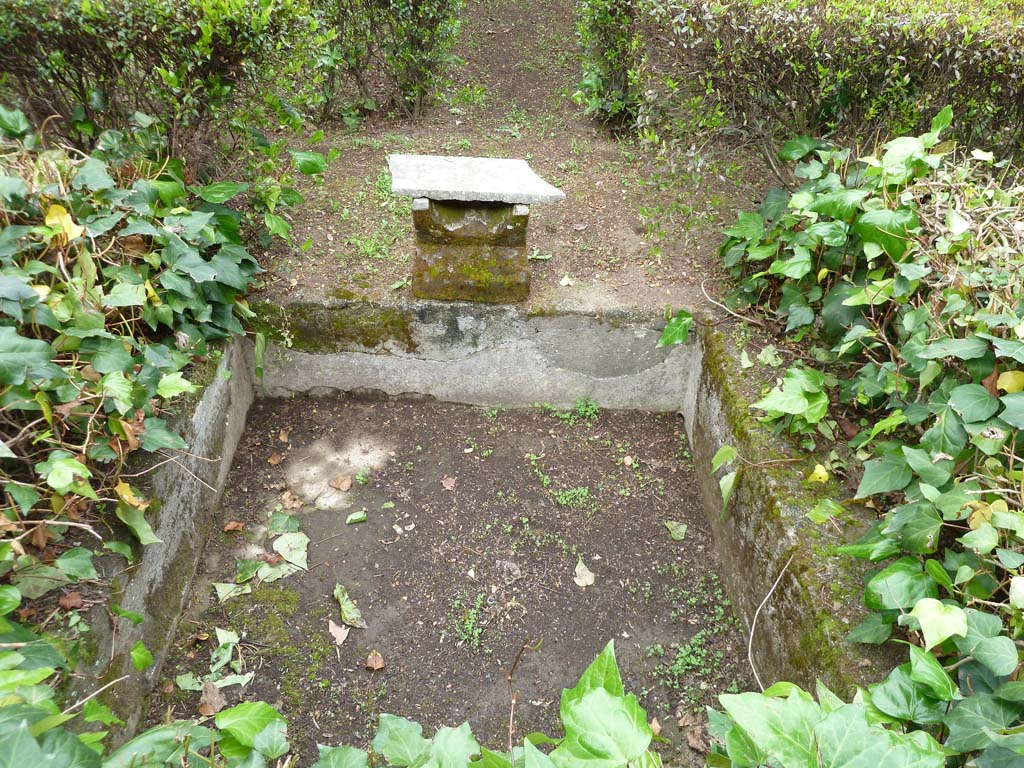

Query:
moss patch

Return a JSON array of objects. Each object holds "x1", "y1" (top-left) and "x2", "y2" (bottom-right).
[{"x1": 250, "y1": 301, "x2": 417, "y2": 353}]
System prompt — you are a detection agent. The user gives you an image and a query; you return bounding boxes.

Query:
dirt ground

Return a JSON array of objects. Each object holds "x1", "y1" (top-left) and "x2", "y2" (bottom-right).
[
  {"x1": 153, "y1": 397, "x2": 751, "y2": 765},
  {"x1": 253, "y1": 0, "x2": 771, "y2": 316}
]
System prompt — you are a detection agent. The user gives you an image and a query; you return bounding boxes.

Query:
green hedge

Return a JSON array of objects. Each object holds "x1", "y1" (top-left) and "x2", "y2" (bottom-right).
[
  {"x1": 640, "y1": 0, "x2": 1024, "y2": 153},
  {"x1": 0, "y1": 0, "x2": 306, "y2": 157}
]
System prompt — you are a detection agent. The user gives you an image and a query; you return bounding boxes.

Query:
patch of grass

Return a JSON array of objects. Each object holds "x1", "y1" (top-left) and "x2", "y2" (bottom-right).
[
  {"x1": 448, "y1": 83, "x2": 487, "y2": 109},
  {"x1": 553, "y1": 485, "x2": 592, "y2": 509},
  {"x1": 533, "y1": 397, "x2": 600, "y2": 426}
]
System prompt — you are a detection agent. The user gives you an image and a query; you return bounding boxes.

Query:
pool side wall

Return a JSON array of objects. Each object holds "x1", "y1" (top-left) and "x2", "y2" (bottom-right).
[{"x1": 87, "y1": 301, "x2": 889, "y2": 741}]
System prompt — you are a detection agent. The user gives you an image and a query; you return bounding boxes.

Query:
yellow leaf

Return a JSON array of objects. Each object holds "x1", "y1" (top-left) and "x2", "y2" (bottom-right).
[
  {"x1": 34, "y1": 391, "x2": 52, "y2": 427},
  {"x1": 807, "y1": 464, "x2": 829, "y2": 483},
  {"x1": 968, "y1": 501, "x2": 992, "y2": 529},
  {"x1": 44, "y1": 204, "x2": 85, "y2": 242},
  {"x1": 144, "y1": 279, "x2": 161, "y2": 306},
  {"x1": 998, "y1": 370, "x2": 1024, "y2": 393},
  {"x1": 817, "y1": 268, "x2": 829, "y2": 284},
  {"x1": 115, "y1": 481, "x2": 150, "y2": 510}
]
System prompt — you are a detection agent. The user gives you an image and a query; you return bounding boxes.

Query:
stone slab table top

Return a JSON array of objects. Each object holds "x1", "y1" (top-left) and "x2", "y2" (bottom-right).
[{"x1": 388, "y1": 154, "x2": 566, "y2": 205}]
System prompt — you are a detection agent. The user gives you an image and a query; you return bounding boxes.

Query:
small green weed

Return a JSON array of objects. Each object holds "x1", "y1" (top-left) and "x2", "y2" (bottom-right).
[{"x1": 451, "y1": 593, "x2": 487, "y2": 652}]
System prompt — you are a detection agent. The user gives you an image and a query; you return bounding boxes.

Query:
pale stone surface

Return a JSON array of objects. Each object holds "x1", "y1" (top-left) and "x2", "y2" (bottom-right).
[{"x1": 389, "y1": 154, "x2": 566, "y2": 204}]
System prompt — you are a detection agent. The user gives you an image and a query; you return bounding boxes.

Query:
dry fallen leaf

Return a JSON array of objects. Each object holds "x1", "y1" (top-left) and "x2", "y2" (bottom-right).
[
  {"x1": 686, "y1": 726, "x2": 708, "y2": 754},
  {"x1": 440, "y1": 475, "x2": 457, "y2": 491},
  {"x1": 329, "y1": 475, "x2": 353, "y2": 492},
  {"x1": 678, "y1": 711, "x2": 698, "y2": 728},
  {"x1": 366, "y1": 650, "x2": 386, "y2": 671},
  {"x1": 983, "y1": 366, "x2": 1000, "y2": 398},
  {"x1": 650, "y1": 717, "x2": 662, "y2": 736},
  {"x1": 278, "y1": 429, "x2": 290, "y2": 443},
  {"x1": 198, "y1": 680, "x2": 227, "y2": 717},
  {"x1": 268, "y1": 452, "x2": 285, "y2": 466},
  {"x1": 280, "y1": 490, "x2": 304, "y2": 509},
  {"x1": 223, "y1": 521, "x2": 244, "y2": 532},
  {"x1": 30, "y1": 524, "x2": 51, "y2": 551},
  {"x1": 573, "y1": 558, "x2": 595, "y2": 588},
  {"x1": 328, "y1": 619, "x2": 350, "y2": 647},
  {"x1": 59, "y1": 592, "x2": 84, "y2": 611}
]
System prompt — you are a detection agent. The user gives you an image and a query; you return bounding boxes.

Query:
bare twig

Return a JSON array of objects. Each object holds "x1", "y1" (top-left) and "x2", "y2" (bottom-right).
[
  {"x1": 504, "y1": 637, "x2": 537, "y2": 760},
  {"x1": 748, "y1": 554, "x2": 794, "y2": 691},
  {"x1": 701, "y1": 279, "x2": 770, "y2": 330},
  {"x1": 62, "y1": 675, "x2": 130, "y2": 715}
]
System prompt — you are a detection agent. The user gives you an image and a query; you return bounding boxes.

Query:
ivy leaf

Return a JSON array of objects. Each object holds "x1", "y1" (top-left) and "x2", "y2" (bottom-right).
[
  {"x1": 944, "y1": 694, "x2": 1022, "y2": 752},
  {"x1": 806, "y1": 189, "x2": 869, "y2": 221},
  {"x1": 985, "y1": 337, "x2": 1024, "y2": 365},
  {"x1": 920, "y1": 408, "x2": 968, "y2": 457},
  {"x1": 719, "y1": 471, "x2": 737, "y2": 514},
  {"x1": 562, "y1": 640, "x2": 624, "y2": 714},
  {"x1": 0, "y1": 106, "x2": 31, "y2": 137},
  {"x1": 272, "y1": 532, "x2": 309, "y2": 570},
  {"x1": 140, "y1": 417, "x2": 186, "y2": 452},
  {"x1": 105, "y1": 723, "x2": 212, "y2": 766},
  {"x1": 656, "y1": 310, "x2": 692, "y2": 348},
  {"x1": 908, "y1": 645, "x2": 958, "y2": 701},
  {"x1": 35, "y1": 451, "x2": 96, "y2": 498},
  {"x1": 195, "y1": 182, "x2": 249, "y2": 204},
  {"x1": 290, "y1": 150, "x2": 327, "y2": 175},
  {"x1": 0, "y1": 326, "x2": 54, "y2": 385},
  {"x1": 779, "y1": 136, "x2": 818, "y2": 161},
  {"x1": 711, "y1": 445, "x2": 737, "y2": 472},
  {"x1": 11, "y1": 564, "x2": 69, "y2": 599},
  {"x1": 959, "y1": 523, "x2": 999, "y2": 555},
  {"x1": 917, "y1": 336, "x2": 989, "y2": 361},
  {"x1": 312, "y1": 745, "x2": 370, "y2": 768},
  {"x1": 0, "y1": 586, "x2": 20, "y2": 617},
  {"x1": 998, "y1": 392, "x2": 1024, "y2": 429},
  {"x1": 723, "y1": 211, "x2": 764, "y2": 241},
  {"x1": 130, "y1": 640, "x2": 153, "y2": 671},
  {"x1": 856, "y1": 453, "x2": 912, "y2": 498},
  {"x1": 333, "y1": 584, "x2": 367, "y2": 629},
  {"x1": 971, "y1": 636, "x2": 1019, "y2": 677},
  {"x1": 813, "y1": 703, "x2": 910, "y2": 768},
  {"x1": 371, "y1": 714, "x2": 430, "y2": 767},
  {"x1": 853, "y1": 208, "x2": 918, "y2": 259},
  {"x1": 718, "y1": 691, "x2": 819, "y2": 768},
  {"x1": 421, "y1": 723, "x2": 480, "y2": 768},
  {"x1": 55, "y1": 547, "x2": 97, "y2": 580},
  {"x1": 215, "y1": 702, "x2": 286, "y2": 749},
  {"x1": 864, "y1": 557, "x2": 937, "y2": 611},
  {"x1": 156, "y1": 372, "x2": 196, "y2": 399},
  {"x1": 253, "y1": 719, "x2": 290, "y2": 759},
  {"x1": 523, "y1": 740, "x2": 557, "y2": 768},
  {"x1": 264, "y1": 212, "x2": 291, "y2": 242},
  {"x1": 551, "y1": 687, "x2": 651, "y2": 768},
  {"x1": 116, "y1": 502, "x2": 161, "y2": 545},
  {"x1": 868, "y1": 664, "x2": 945, "y2": 723},
  {"x1": 72, "y1": 157, "x2": 115, "y2": 191},
  {"x1": 844, "y1": 613, "x2": 893, "y2": 644},
  {"x1": 947, "y1": 384, "x2": 1000, "y2": 423},
  {"x1": 898, "y1": 505, "x2": 942, "y2": 554}
]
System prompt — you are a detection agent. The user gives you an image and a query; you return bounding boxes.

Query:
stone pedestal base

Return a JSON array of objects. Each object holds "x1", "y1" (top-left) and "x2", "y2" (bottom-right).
[{"x1": 411, "y1": 198, "x2": 530, "y2": 303}]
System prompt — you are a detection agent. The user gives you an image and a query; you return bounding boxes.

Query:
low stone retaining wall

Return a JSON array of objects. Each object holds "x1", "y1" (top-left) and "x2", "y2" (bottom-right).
[
  {"x1": 95, "y1": 300, "x2": 886, "y2": 737},
  {"x1": 73, "y1": 337, "x2": 254, "y2": 738}
]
